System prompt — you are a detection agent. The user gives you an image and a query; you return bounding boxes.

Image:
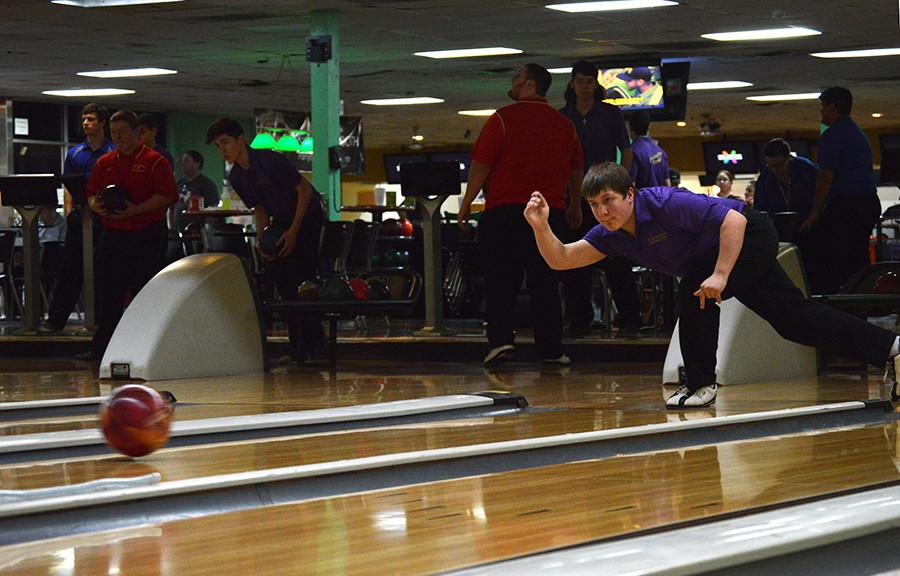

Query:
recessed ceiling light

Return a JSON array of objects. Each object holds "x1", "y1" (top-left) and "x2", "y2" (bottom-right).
[
  {"x1": 411, "y1": 134, "x2": 424, "y2": 142},
  {"x1": 676, "y1": 121, "x2": 687, "y2": 127},
  {"x1": 546, "y1": 0, "x2": 678, "y2": 13},
  {"x1": 360, "y1": 97, "x2": 444, "y2": 106},
  {"x1": 42, "y1": 88, "x2": 135, "y2": 97},
  {"x1": 458, "y1": 109, "x2": 496, "y2": 116},
  {"x1": 52, "y1": 0, "x2": 183, "y2": 6},
  {"x1": 687, "y1": 81, "x2": 753, "y2": 90},
  {"x1": 414, "y1": 47, "x2": 522, "y2": 59},
  {"x1": 811, "y1": 47, "x2": 900, "y2": 58},
  {"x1": 549, "y1": 67, "x2": 573, "y2": 74},
  {"x1": 702, "y1": 27, "x2": 821, "y2": 42},
  {"x1": 872, "y1": 113, "x2": 884, "y2": 118},
  {"x1": 745, "y1": 93, "x2": 820, "y2": 102},
  {"x1": 77, "y1": 68, "x2": 177, "y2": 78}
]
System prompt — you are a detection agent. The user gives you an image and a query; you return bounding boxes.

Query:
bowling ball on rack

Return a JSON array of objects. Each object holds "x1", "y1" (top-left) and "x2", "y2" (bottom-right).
[
  {"x1": 874, "y1": 270, "x2": 900, "y2": 294},
  {"x1": 259, "y1": 223, "x2": 288, "y2": 259},
  {"x1": 367, "y1": 279, "x2": 392, "y2": 300},
  {"x1": 100, "y1": 384, "x2": 174, "y2": 458},
  {"x1": 383, "y1": 249, "x2": 408, "y2": 267},
  {"x1": 380, "y1": 218, "x2": 405, "y2": 237},
  {"x1": 320, "y1": 277, "x2": 355, "y2": 301},
  {"x1": 297, "y1": 280, "x2": 321, "y2": 300},
  {"x1": 398, "y1": 218, "x2": 415, "y2": 237},
  {"x1": 348, "y1": 278, "x2": 370, "y2": 300},
  {"x1": 100, "y1": 184, "x2": 128, "y2": 214}
]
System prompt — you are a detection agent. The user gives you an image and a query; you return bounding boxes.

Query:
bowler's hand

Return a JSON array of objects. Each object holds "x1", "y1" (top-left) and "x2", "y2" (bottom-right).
[
  {"x1": 693, "y1": 272, "x2": 727, "y2": 310},
  {"x1": 277, "y1": 227, "x2": 298, "y2": 258},
  {"x1": 799, "y1": 208, "x2": 822, "y2": 233},
  {"x1": 108, "y1": 201, "x2": 138, "y2": 220},
  {"x1": 457, "y1": 202, "x2": 472, "y2": 231},
  {"x1": 524, "y1": 191, "x2": 550, "y2": 229},
  {"x1": 565, "y1": 202, "x2": 582, "y2": 229}
]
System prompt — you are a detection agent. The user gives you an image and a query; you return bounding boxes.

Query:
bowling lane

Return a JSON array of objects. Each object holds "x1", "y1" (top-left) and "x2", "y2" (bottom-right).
[
  {"x1": 0, "y1": 361, "x2": 882, "y2": 437},
  {"x1": 1, "y1": 422, "x2": 897, "y2": 575}
]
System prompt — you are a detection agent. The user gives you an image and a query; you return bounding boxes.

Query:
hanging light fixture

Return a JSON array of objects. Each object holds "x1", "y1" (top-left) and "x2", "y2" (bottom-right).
[
  {"x1": 274, "y1": 132, "x2": 302, "y2": 152},
  {"x1": 298, "y1": 136, "x2": 314, "y2": 155},
  {"x1": 250, "y1": 132, "x2": 278, "y2": 149}
]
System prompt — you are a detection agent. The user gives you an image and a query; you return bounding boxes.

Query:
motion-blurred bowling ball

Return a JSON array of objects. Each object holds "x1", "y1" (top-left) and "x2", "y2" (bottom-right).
[
  {"x1": 297, "y1": 280, "x2": 321, "y2": 300},
  {"x1": 100, "y1": 384, "x2": 174, "y2": 458},
  {"x1": 100, "y1": 184, "x2": 128, "y2": 214},
  {"x1": 320, "y1": 277, "x2": 354, "y2": 301},
  {"x1": 348, "y1": 278, "x2": 370, "y2": 300},
  {"x1": 259, "y1": 223, "x2": 288, "y2": 259},
  {"x1": 380, "y1": 218, "x2": 404, "y2": 237},
  {"x1": 367, "y1": 279, "x2": 392, "y2": 300},
  {"x1": 874, "y1": 270, "x2": 900, "y2": 294},
  {"x1": 398, "y1": 218, "x2": 415, "y2": 237}
]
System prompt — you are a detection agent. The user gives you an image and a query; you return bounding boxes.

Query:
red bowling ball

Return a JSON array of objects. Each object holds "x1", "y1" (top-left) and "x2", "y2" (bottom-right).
[
  {"x1": 874, "y1": 271, "x2": 900, "y2": 294},
  {"x1": 398, "y1": 218, "x2": 414, "y2": 237},
  {"x1": 100, "y1": 385, "x2": 174, "y2": 457},
  {"x1": 348, "y1": 278, "x2": 370, "y2": 300}
]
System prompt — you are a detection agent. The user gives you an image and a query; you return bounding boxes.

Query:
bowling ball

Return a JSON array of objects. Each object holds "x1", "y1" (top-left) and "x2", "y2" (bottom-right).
[
  {"x1": 367, "y1": 279, "x2": 392, "y2": 300},
  {"x1": 297, "y1": 279, "x2": 321, "y2": 300},
  {"x1": 384, "y1": 249, "x2": 407, "y2": 267},
  {"x1": 100, "y1": 184, "x2": 128, "y2": 214},
  {"x1": 259, "y1": 223, "x2": 288, "y2": 259},
  {"x1": 874, "y1": 270, "x2": 900, "y2": 294},
  {"x1": 380, "y1": 218, "x2": 404, "y2": 237},
  {"x1": 100, "y1": 384, "x2": 174, "y2": 457},
  {"x1": 348, "y1": 278, "x2": 370, "y2": 300},
  {"x1": 320, "y1": 277, "x2": 354, "y2": 301},
  {"x1": 399, "y1": 218, "x2": 414, "y2": 237}
]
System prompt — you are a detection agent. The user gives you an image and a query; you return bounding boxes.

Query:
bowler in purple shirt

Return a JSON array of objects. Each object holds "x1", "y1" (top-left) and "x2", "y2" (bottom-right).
[{"x1": 524, "y1": 162, "x2": 899, "y2": 409}]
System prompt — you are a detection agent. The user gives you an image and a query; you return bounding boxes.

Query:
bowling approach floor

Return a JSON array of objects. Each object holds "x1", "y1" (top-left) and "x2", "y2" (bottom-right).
[{"x1": 0, "y1": 355, "x2": 898, "y2": 575}]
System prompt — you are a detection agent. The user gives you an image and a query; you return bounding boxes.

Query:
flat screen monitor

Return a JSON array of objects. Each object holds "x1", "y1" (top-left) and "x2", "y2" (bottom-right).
[
  {"x1": 598, "y1": 64, "x2": 665, "y2": 111},
  {"x1": 880, "y1": 148, "x2": 900, "y2": 185},
  {"x1": 428, "y1": 152, "x2": 471, "y2": 182},
  {"x1": 703, "y1": 141, "x2": 759, "y2": 176},
  {"x1": 0, "y1": 174, "x2": 59, "y2": 206},
  {"x1": 399, "y1": 162, "x2": 461, "y2": 197},
  {"x1": 383, "y1": 154, "x2": 427, "y2": 184}
]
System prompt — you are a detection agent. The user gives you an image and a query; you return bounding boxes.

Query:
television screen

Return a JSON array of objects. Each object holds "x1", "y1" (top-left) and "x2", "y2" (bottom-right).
[
  {"x1": 881, "y1": 148, "x2": 900, "y2": 185},
  {"x1": 598, "y1": 65, "x2": 665, "y2": 111},
  {"x1": 400, "y1": 162, "x2": 462, "y2": 197},
  {"x1": 703, "y1": 141, "x2": 759, "y2": 176},
  {"x1": 428, "y1": 151, "x2": 471, "y2": 182},
  {"x1": 383, "y1": 153, "x2": 427, "y2": 184}
]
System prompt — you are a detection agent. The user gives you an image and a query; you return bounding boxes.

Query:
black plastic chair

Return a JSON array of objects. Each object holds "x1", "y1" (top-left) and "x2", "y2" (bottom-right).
[
  {"x1": 319, "y1": 220, "x2": 355, "y2": 277},
  {"x1": 0, "y1": 230, "x2": 22, "y2": 320},
  {"x1": 346, "y1": 220, "x2": 379, "y2": 276}
]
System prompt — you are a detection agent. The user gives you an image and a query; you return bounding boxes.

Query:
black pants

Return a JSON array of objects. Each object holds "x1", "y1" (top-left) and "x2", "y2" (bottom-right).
[
  {"x1": 47, "y1": 209, "x2": 102, "y2": 330},
  {"x1": 91, "y1": 221, "x2": 166, "y2": 355},
  {"x1": 479, "y1": 204, "x2": 564, "y2": 358},
  {"x1": 561, "y1": 200, "x2": 640, "y2": 330},
  {"x1": 266, "y1": 207, "x2": 324, "y2": 358},
  {"x1": 678, "y1": 209, "x2": 895, "y2": 390},
  {"x1": 806, "y1": 194, "x2": 880, "y2": 294}
]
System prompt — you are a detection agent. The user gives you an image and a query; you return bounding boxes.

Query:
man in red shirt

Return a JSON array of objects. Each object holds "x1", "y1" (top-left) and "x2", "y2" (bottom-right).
[
  {"x1": 458, "y1": 63, "x2": 584, "y2": 365},
  {"x1": 78, "y1": 110, "x2": 177, "y2": 360}
]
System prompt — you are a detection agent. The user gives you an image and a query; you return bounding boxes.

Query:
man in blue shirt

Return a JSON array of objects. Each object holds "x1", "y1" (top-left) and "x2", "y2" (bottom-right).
[
  {"x1": 207, "y1": 117, "x2": 324, "y2": 362},
  {"x1": 628, "y1": 111, "x2": 670, "y2": 188},
  {"x1": 801, "y1": 87, "x2": 881, "y2": 294},
  {"x1": 45, "y1": 103, "x2": 114, "y2": 333},
  {"x1": 559, "y1": 60, "x2": 639, "y2": 338},
  {"x1": 525, "y1": 162, "x2": 900, "y2": 408}
]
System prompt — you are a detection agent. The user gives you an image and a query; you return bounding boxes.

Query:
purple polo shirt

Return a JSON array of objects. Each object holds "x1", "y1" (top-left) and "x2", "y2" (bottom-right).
[
  {"x1": 583, "y1": 187, "x2": 743, "y2": 277},
  {"x1": 229, "y1": 147, "x2": 321, "y2": 227},
  {"x1": 629, "y1": 136, "x2": 669, "y2": 188}
]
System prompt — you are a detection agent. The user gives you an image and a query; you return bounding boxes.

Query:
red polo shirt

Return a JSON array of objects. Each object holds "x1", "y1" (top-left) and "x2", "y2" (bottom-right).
[
  {"x1": 87, "y1": 144, "x2": 177, "y2": 231},
  {"x1": 471, "y1": 96, "x2": 583, "y2": 211}
]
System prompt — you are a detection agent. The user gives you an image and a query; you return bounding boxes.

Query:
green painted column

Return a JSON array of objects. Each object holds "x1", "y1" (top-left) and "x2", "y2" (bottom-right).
[{"x1": 310, "y1": 10, "x2": 341, "y2": 221}]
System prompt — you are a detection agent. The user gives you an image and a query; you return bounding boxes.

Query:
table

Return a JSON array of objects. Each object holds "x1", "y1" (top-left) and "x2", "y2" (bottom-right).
[{"x1": 340, "y1": 205, "x2": 412, "y2": 223}]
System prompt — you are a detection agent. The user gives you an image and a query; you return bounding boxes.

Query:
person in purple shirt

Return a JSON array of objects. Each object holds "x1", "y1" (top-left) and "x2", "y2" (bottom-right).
[
  {"x1": 207, "y1": 117, "x2": 324, "y2": 362},
  {"x1": 628, "y1": 111, "x2": 670, "y2": 188},
  {"x1": 525, "y1": 162, "x2": 900, "y2": 408}
]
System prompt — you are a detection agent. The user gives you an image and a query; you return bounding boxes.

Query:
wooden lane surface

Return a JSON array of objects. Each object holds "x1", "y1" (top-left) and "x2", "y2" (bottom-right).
[
  {"x1": 0, "y1": 361, "x2": 884, "y2": 438},
  {"x1": 1, "y1": 422, "x2": 897, "y2": 575}
]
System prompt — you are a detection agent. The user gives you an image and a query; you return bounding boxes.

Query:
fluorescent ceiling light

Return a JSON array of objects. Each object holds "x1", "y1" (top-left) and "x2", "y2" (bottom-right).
[
  {"x1": 42, "y1": 88, "x2": 135, "y2": 97},
  {"x1": 77, "y1": 67, "x2": 177, "y2": 78},
  {"x1": 52, "y1": 0, "x2": 183, "y2": 6},
  {"x1": 549, "y1": 67, "x2": 573, "y2": 74},
  {"x1": 702, "y1": 27, "x2": 821, "y2": 42},
  {"x1": 360, "y1": 97, "x2": 444, "y2": 106},
  {"x1": 872, "y1": 113, "x2": 884, "y2": 118},
  {"x1": 676, "y1": 121, "x2": 687, "y2": 127},
  {"x1": 811, "y1": 47, "x2": 900, "y2": 58},
  {"x1": 687, "y1": 81, "x2": 753, "y2": 90},
  {"x1": 746, "y1": 93, "x2": 820, "y2": 102},
  {"x1": 546, "y1": 0, "x2": 678, "y2": 12},
  {"x1": 458, "y1": 109, "x2": 496, "y2": 116},
  {"x1": 414, "y1": 47, "x2": 522, "y2": 59}
]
